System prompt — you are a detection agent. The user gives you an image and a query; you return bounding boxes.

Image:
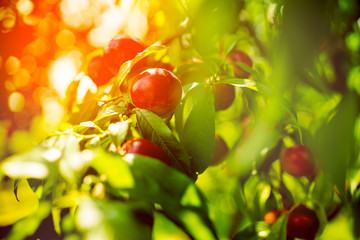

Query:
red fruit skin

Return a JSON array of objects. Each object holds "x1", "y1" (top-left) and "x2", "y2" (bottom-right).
[
  {"x1": 104, "y1": 34, "x2": 146, "y2": 74},
  {"x1": 280, "y1": 145, "x2": 315, "y2": 177},
  {"x1": 130, "y1": 68, "x2": 182, "y2": 117},
  {"x1": 213, "y1": 82, "x2": 235, "y2": 111},
  {"x1": 286, "y1": 205, "x2": 320, "y2": 239},
  {"x1": 210, "y1": 134, "x2": 229, "y2": 166},
  {"x1": 120, "y1": 139, "x2": 169, "y2": 164},
  {"x1": 227, "y1": 50, "x2": 253, "y2": 78},
  {"x1": 88, "y1": 56, "x2": 115, "y2": 86}
]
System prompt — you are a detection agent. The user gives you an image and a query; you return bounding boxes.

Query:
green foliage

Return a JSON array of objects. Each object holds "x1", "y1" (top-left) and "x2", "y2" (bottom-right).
[{"x1": 1, "y1": 0, "x2": 360, "y2": 239}]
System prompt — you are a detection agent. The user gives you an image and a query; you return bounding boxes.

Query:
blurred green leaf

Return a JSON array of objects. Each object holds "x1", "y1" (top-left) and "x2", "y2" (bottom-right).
[
  {"x1": 91, "y1": 151, "x2": 133, "y2": 189},
  {"x1": 315, "y1": 92, "x2": 358, "y2": 200},
  {"x1": 267, "y1": 213, "x2": 288, "y2": 240},
  {"x1": 76, "y1": 197, "x2": 153, "y2": 240},
  {"x1": 136, "y1": 109, "x2": 191, "y2": 176},
  {"x1": 108, "y1": 121, "x2": 129, "y2": 146},
  {"x1": 123, "y1": 153, "x2": 217, "y2": 239},
  {"x1": 182, "y1": 86, "x2": 215, "y2": 175}
]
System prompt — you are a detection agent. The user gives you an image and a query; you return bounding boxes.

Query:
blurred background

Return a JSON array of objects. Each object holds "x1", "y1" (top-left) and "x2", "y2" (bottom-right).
[{"x1": 0, "y1": 0, "x2": 180, "y2": 157}]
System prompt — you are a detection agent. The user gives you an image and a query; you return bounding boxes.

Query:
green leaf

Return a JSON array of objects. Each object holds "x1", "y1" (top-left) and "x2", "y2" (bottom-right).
[
  {"x1": 182, "y1": 86, "x2": 215, "y2": 175},
  {"x1": 267, "y1": 213, "x2": 288, "y2": 240},
  {"x1": 91, "y1": 151, "x2": 134, "y2": 189},
  {"x1": 228, "y1": 119, "x2": 282, "y2": 177},
  {"x1": 124, "y1": 153, "x2": 218, "y2": 240},
  {"x1": 223, "y1": 35, "x2": 242, "y2": 55},
  {"x1": 1, "y1": 146, "x2": 50, "y2": 179},
  {"x1": 232, "y1": 223, "x2": 258, "y2": 240},
  {"x1": 108, "y1": 121, "x2": 129, "y2": 146},
  {"x1": 136, "y1": 109, "x2": 191, "y2": 176},
  {"x1": 68, "y1": 99, "x2": 100, "y2": 125},
  {"x1": 315, "y1": 92, "x2": 358, "y2": 200},
  {"x1": 76, "y1": 197, "x2": 153, "y2": 240}
]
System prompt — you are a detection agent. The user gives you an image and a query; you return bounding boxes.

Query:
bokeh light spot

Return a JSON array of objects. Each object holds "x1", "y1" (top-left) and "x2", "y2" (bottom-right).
[
  {"x1": 17, "y1": 0, "x2": 35, "y2": 16},
  {"x1": 8, "y1": 92, "x2": 25, "y2": 112},
  {"x1": 48, "y1": 56, "x2": 79, "y2": 98},
  {"x1": 13, "y1": 68, "x2": 31, "y2": 89},
  {"x1": 5, "y1": 56, "x2": 21, "y2": 75},
  {"x1": 56, "y1": 29, "x2": 76, "y2": 49}
]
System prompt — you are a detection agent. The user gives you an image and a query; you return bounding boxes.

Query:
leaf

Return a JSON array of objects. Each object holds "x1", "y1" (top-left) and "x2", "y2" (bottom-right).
[
  {"x1": 232, "y1": 223, "x2": 258, "y2": 240},
  {"x1": 181, "y1": 86, "x2": 215, "y2": 175},
  {"x1": 1, "y1": 146, "x2": 50, "y2": 179},
  {"x1": 267, "y1": 213, "x2": 288, "y2": 240},
  {"x1": 228, "y1": 119, "x2": 282, "y2": 177},
  {"x1": 91, "y1": 151, "x2": 134, "y2": 190},
  {"x1": 123, "y1": 153, "x2": 218, "y2": 240},
  {"x1": 76, "y1": 197, "x2": 153, "y2": 240},
  {"x1": 68, "y1": 99, "x2": 100, "y2": 125},
  {"x1": 109, "y1": 45, "x2": 167, "y2": 97},
  {"x1": 315, "y1": 92, "x2": 358, "y2": 200},
  {"x1": 217, "y1": 77, "x2": 272, "y2": 94},
  {"x1": 223, "y1": 34, "x2": 242, "y2": 55},
  {"x1": 13, "y1": 179, "x2": 20, "y2": 201},
  {"x1": 136, "y1": 109, "x2": 191, "y2": 177},
  {"x1": 108, "y1": 121, "x2": 129, "y2": 146}
]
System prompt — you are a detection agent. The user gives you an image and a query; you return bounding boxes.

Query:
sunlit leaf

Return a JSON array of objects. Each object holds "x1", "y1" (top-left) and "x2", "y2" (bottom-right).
[
  {"x1": 182, "y1": 86, "x2": 215, "y2": 175},
  {"x1": 123, "y1": 153, "x2": 218, "y2": 240},
  {"x1": 136, "y1": 109, "x2": 191, "y2": 176},
  {"x1": 108, "y1": 121, "x2": 129, "y2": 146}
]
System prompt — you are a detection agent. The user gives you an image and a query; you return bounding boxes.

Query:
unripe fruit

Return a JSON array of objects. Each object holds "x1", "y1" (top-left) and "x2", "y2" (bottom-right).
[
  {"x1": 227, "y1": 50, "x2": 253, "y2": 78},
  {"x1": 210, "y1": 134, "x2": 229, "y2": 166},
  {"x1": 130, "y1": 68, "x2": 182, "y2": 117},
  {"x1": 212, "y1": 80, "x2": 235, "y2": 111},
  {"x1": 286, "y1": 204, "x2": 319, "y2": 239},
  {"x1": 119, "y1": 138, "x2": 169, "y2": 164},
  {"x1": 264, "y1": 208, "x2": 281, "y2": 225},
  {"x1": 280, "y1": 145, "x2": 315, "y2": 177},
  {"x1": 104, "y1": 34, "x2": 146, "y2": 74},
  {"x1": 87, "y1": 55, "x2": 115, "y2": 86}
]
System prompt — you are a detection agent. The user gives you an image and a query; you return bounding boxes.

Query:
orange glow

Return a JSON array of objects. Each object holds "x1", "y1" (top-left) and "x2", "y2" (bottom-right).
[
  {"x1": 17, "y1": 0, "x2": 35, "y2": 16},
  {"x1": 13, "y1": 68, "x2": 32, "y2": 89},
  {"x1": 5, "y1": 56, "x2": 21, "y2": 75},
  {"x1": 0, "y1": 8, "x2": 16, "y2": 32},
  {"x1": 8, "y1": 92, "x2": 25, "y2": 113},
  {"x1": 56, "y1": 29, "x2": 76, "y2": 49},
  {"x1": 48, "y1": 55, "x2": 80, "y2": 98}
]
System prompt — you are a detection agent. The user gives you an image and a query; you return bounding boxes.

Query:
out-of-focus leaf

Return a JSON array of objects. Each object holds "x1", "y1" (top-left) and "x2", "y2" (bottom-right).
[
  {"x1": 267, "y1": 213, "x2": 288, "y2": 240},
  {"x1": 0, "y1": 180, "x2": 39, "y2": 226},
  {"x1": 91, "y1": 151, "x2": 133, "y2": 190},
  {"x1": 309, "y1": 172, "x2": 334, "y2": 209},
  {"x1": 76, "y1": 197, "x2": 153, "y2": 240},
  {"x1": 223, "y1": 35, "x2": 242, "y2": 55},
  {"x1": 282, "y1": 173, "x2": 307, "y2": 203},
  {"x1": 123, "y1": 153, "x2": 217, "y2": 240},
  {"x1": 182, "y1": 86, "x2": 215, "y2": 175},
  {"x1": 68, "y1": 100, "x2": 100, "y2": 125},
  {"x1": 315, "y1": 92, "x2": 358, "y2": 200},
  {"x1": 243, "y1": 175, "x2": 271, "y2": 219},
  {"x1": 136, "y1": 109, "x2": 191, "y2": 176},
  {"x1": 232, "y1": 223, "x2": 258, "y2": 240},
  {"x1": 7, "y1": 202, "x2": 54, "y2": 240},
  {"x1": 108, "y1": 121, "x2": 129, "y2": 146},
  {"x1": 1, "y1": 146, "x2": 50, "y2": 179},
  {"x1": 228, "y1": 119, "x2": 282, "y2": 177}
]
